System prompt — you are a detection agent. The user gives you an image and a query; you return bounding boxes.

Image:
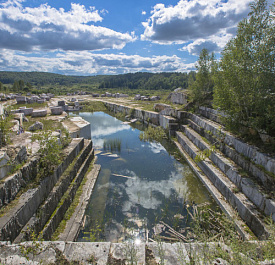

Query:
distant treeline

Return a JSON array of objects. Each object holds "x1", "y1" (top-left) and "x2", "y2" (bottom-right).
[{"x1": 0, "y1": 71, "x2": 195, "y2": 91}]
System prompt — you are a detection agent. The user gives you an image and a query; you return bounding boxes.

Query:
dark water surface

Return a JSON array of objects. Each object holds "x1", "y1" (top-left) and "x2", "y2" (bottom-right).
[{"x1": 77, "y1": 112, "x2": 217, "y2": 243}]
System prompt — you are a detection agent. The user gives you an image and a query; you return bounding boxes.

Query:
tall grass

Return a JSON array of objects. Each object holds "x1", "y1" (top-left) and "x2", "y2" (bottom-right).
[
  {"x1": 103, "y1": 138, "x2": 121, "y2": 152},
  {"x1": 139, "y1": 126, "x2": 167, "y2": 143}
]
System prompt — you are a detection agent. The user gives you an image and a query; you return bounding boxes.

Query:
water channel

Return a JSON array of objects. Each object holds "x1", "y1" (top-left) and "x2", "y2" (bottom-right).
[{"x1": 77, "y1": 111, "x2": 217, "y2": 243}]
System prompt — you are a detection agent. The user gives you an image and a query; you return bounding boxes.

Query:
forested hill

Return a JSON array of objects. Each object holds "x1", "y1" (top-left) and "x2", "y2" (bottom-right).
[
  {"x1": 0, "y1": 71, "x2": 193, "y2": 90},
  {"x1": 0, "y1": 71, "x2": 101, "y2": 86}
]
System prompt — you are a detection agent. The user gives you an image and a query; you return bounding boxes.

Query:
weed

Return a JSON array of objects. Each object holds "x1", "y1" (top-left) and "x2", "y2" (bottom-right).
[
  {"x1": 194, "y1": 145, "x2": 216, "y2": 163},
  {"x1": 0, "y1": 111, "x2": 13, "y2": 147},
  {"x1": 31, "y1": 131, "x2": 62, "y2": 182},
  {"x1": 86, "y1": 254, "x2": 97, "y2": 264},
  {"x1": 103, "y1": 138, "x2": 121, "y2": 152},
  {"x1": 157, "y1": 240, "x2": 165, "y2": 265},
  {"x1": 20, "y1": 230, "x2": 43, "y2": 261},
  {"x1": 139, "y1": 126, "x2": 167, "y2": 143},
  {"x1": 82, "y1": 101, "x2": 107, "y2": 112},
  {"x1": 124, "y1": 242, "x2": 138, "y2": 265},
  {"x1": 130, "y1": 108, "x2": 135, "y2": 118},
  {"x1": 52, "y1": 161, "x2": 95, "y2": 240},
  {"x1": 83, "y1": 220, "x2": 103, "y2": 242}
]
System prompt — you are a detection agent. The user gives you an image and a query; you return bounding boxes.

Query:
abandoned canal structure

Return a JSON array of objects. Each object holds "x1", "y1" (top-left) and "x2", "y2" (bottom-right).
[{"x1": 0, "y1": 97, "x2": 274, "y2": 264}]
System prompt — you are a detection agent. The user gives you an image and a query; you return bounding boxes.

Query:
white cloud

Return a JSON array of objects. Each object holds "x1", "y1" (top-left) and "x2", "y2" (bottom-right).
[
  {"x1": 0, "y1": 49, "x2": 195, "y2": 75},
  {"x1": 142, "y1": 10, "x2": 146, "y2": 15},
  {"x1": 141, "y1": 0, "x2": 251, "y2": 52},
  {"x1": 148, "y1": 142, "x2": 166, "y2": 154},
  {"x1": 119, "y1": 169, "x2": 188, "y2": 212},
  {"x1": 0, "y1": 1, "x2": 134, "y2": 51}
]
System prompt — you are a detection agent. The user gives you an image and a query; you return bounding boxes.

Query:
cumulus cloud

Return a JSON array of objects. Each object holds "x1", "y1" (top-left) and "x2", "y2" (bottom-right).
[
  {"x1": 119, "y1": 169, "x2": 188, "y2": 212},
  {"x1": 141, "y1": 0, "x2": 251, "y2": 51},
  {"x1": 181, "y1": 40, "x2": 220, "y2": 56},
  {"x1": 0, "y1": 49, "x2": 195, "y2": 75},
  {"x1": 0, "y1": 1, "x2": 134, "y2": 52}
]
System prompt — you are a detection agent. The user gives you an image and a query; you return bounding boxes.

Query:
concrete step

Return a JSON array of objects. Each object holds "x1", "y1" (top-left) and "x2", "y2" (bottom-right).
[
  {"x1": 181, "y1": 125, "x2": 275, "y2": 222},
  {"x1": 197, "y1": 106, "x2": 225, "y2": 125},
  {"x1": 58, "y1": 164, "x2": 101, "y2": 241},
  {"x1": 14, "y1": 139, "x2": 93, "y2": 243},
  {"x1": 186, "y1": 118, "x2": 274, "y2": 191},
  {"x1": 0, "y1": 138, "x2": 85, "y2": 242},
  {"x1": 176, "y1": 131, "x2": 270, "y2": 239},
  {"x1": 0, "y1": 240, "x2": 267, "y2": 265},
  {"x1": 174, "y1": 140, "x2": 253, "y2": 240},
  {"x1": 186, "y1": 113, "x2": 275, "y2": 176},
  {"x1": 40, "y1": 147, "x2": 95, "y2": 240}
]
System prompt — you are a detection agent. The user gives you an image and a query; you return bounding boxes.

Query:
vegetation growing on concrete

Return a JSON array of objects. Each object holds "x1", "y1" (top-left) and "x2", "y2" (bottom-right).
[
  {"x1": 184, "y1": 205, "x2": 275, "y2": 264},
  {"x1": 51, "y1": 161, "x2": 95, "y2": 241},
  {"x1": 10, "y1": 102, "x2": 48, "y2": 110},
  {"x1": 32, "y1": 131, "x2": 62, "y2": 180},
  {"x1": 0, "y1": 110, "x2": 13, "y2": 147},
  {"x1": 81, "y1": 100, "x2": 107, "y2": 112},
  {"x1": 139, "y1": 126, "x2": 168, "y2": 143}
]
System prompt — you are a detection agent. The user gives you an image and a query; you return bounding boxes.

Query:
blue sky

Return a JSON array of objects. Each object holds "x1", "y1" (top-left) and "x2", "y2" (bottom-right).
[{"x1": 0, "y1": 0, "x2": 268, "y2": 75}]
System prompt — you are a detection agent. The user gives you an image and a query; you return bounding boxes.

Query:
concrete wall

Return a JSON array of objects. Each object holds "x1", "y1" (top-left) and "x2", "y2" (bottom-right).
[
  {"x1": 41, "y1": 148, "x2": 94, "y2": 240},
  {"x1": 0, "y1": 156, "x2": 38, "y2": 207},
  {"x1": 15, "y1": 141, "x2": 93, "y2": 242},
  {"x1": 66, "y1": 117, "x2": 91, "y2": 140},
  {"x1": 170, "y1": 92, "x2": 188, "y2": 105},
  {"x1": 104, "y1": 102, "x2": 177, "y2": 130},
  {"x1": 0, "y1": 138, "x2": 84, "y2": 242},
  {"x1": 183, "y1": 112, "x2": 275, "y2": 175}
]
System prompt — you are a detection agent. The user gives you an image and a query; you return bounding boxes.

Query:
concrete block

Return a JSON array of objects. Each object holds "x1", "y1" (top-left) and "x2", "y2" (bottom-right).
[
  {"x1": 50, "y1": 106, "x2": 63, "y2": 115},
  {"x1": 109, "y1": 243, "x2": 145, "y2": 265},
  {"x1": 147, "y1": 242, "x2": 189, "y2": 265},
  {"x1": 58, "y1": 101, "x2": 65, "y2": 106},
  {"x1": 16, "y1": 96, "x2": 27, "y2": 104},
  {"x1": 31, "y1": 109, "x2": 47, "y2": 117},
  {"x1": 264, "y1": 200, "x2": 275, "y2": 222},
  {"x1": 28, "y1": 121, "x2": 43, "y2": 131},
  {"x1": 64, "y1": 242, "x2": 110, "y2": 265},
  {"x1": 0, "y1": 152, "x2": 11, "y2": 180},
  {"x1": 154, "y1": 103, "x2": 171, "y2": 112},
  {"x1": 19, "y1": 108, "x2": 33, "y2": 116}
]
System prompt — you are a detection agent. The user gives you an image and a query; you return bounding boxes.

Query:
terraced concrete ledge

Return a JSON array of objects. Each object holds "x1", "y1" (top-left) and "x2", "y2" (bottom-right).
[{"x1": 58, "y1": 164, "x2": 101, "y2": 241}]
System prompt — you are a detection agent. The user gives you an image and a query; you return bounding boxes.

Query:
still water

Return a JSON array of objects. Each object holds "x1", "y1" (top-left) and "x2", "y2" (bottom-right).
[{"x1": 77, "y1": 112, "x2": 217, "y2": 243}]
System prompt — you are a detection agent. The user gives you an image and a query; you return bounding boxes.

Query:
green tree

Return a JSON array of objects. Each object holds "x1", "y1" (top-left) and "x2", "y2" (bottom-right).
[
  {"x1": 214, "y1": 0, "x2": 275, "y2": 136},
  {"x1": 18, "y1": 80, "x2": 25, "y2": 90},
  {"x1": 12, "y1": 81, "x2": 19, "y2": 91},
  {"x1": 32, "y1": 131, "x2": 62, "y2": 181},
  {"x1": 191, "y1": 48, "x2": 216, "y2": 104}
]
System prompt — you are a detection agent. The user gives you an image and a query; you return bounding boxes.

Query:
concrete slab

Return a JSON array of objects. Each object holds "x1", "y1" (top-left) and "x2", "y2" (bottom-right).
[
  {"x1": 64, "y1": 242, "x2": 110, "y2": 265},
  {"x1": 109, "y1": 242, "x2": 145, "y2": 265},
  {"x1": 31, "y1": 109, "x2": 47, "y2": 117},
  {"x1": 147, "y1": 242, "x2": 189, "y2": 265},
  {"x1": 58, "y1": 164, "x2": 101, "y2": 241}
]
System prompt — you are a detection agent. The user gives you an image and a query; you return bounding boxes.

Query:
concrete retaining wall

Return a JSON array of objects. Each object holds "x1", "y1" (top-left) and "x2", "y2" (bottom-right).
[
  {"x1": 104, "y1": 102, "x2": 177, "y2": 130},
  {"x1": 197, "y1": 106, "x2": 226, "y2": 124},
  {"x1": 186, "y1": 117, "x2": 274, "y2": 190},
  {"x1": 1, "y1": 241, "x2": 264, "y2": 265},
  {"x1": 176, "y1": 131, "x2": 269, "y2": 239},
  {"x1": 182, "y1": 112, "x2": 275, "y2": 176},
  {"x1": 170, "y1": 92, "x2": 188, "y2": 105},
  {"x1": 41, "y1": 148, "x2": 94, "y2": 240},
  {"x1": 64, "y1": 117, "x2": 91, "y2": 140},
  {"x1": 0, "y1": 138, "x2": 84, "y2": 242},
  {"x1": 14, "y1": 140, "x2": 93, "y2": 242},
  {"x1": 182, "y1": 125, "x2": 275, "y2": 222},
  {"x1": 0, "y1": 157, "x2": 38, "y2": 207}
]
